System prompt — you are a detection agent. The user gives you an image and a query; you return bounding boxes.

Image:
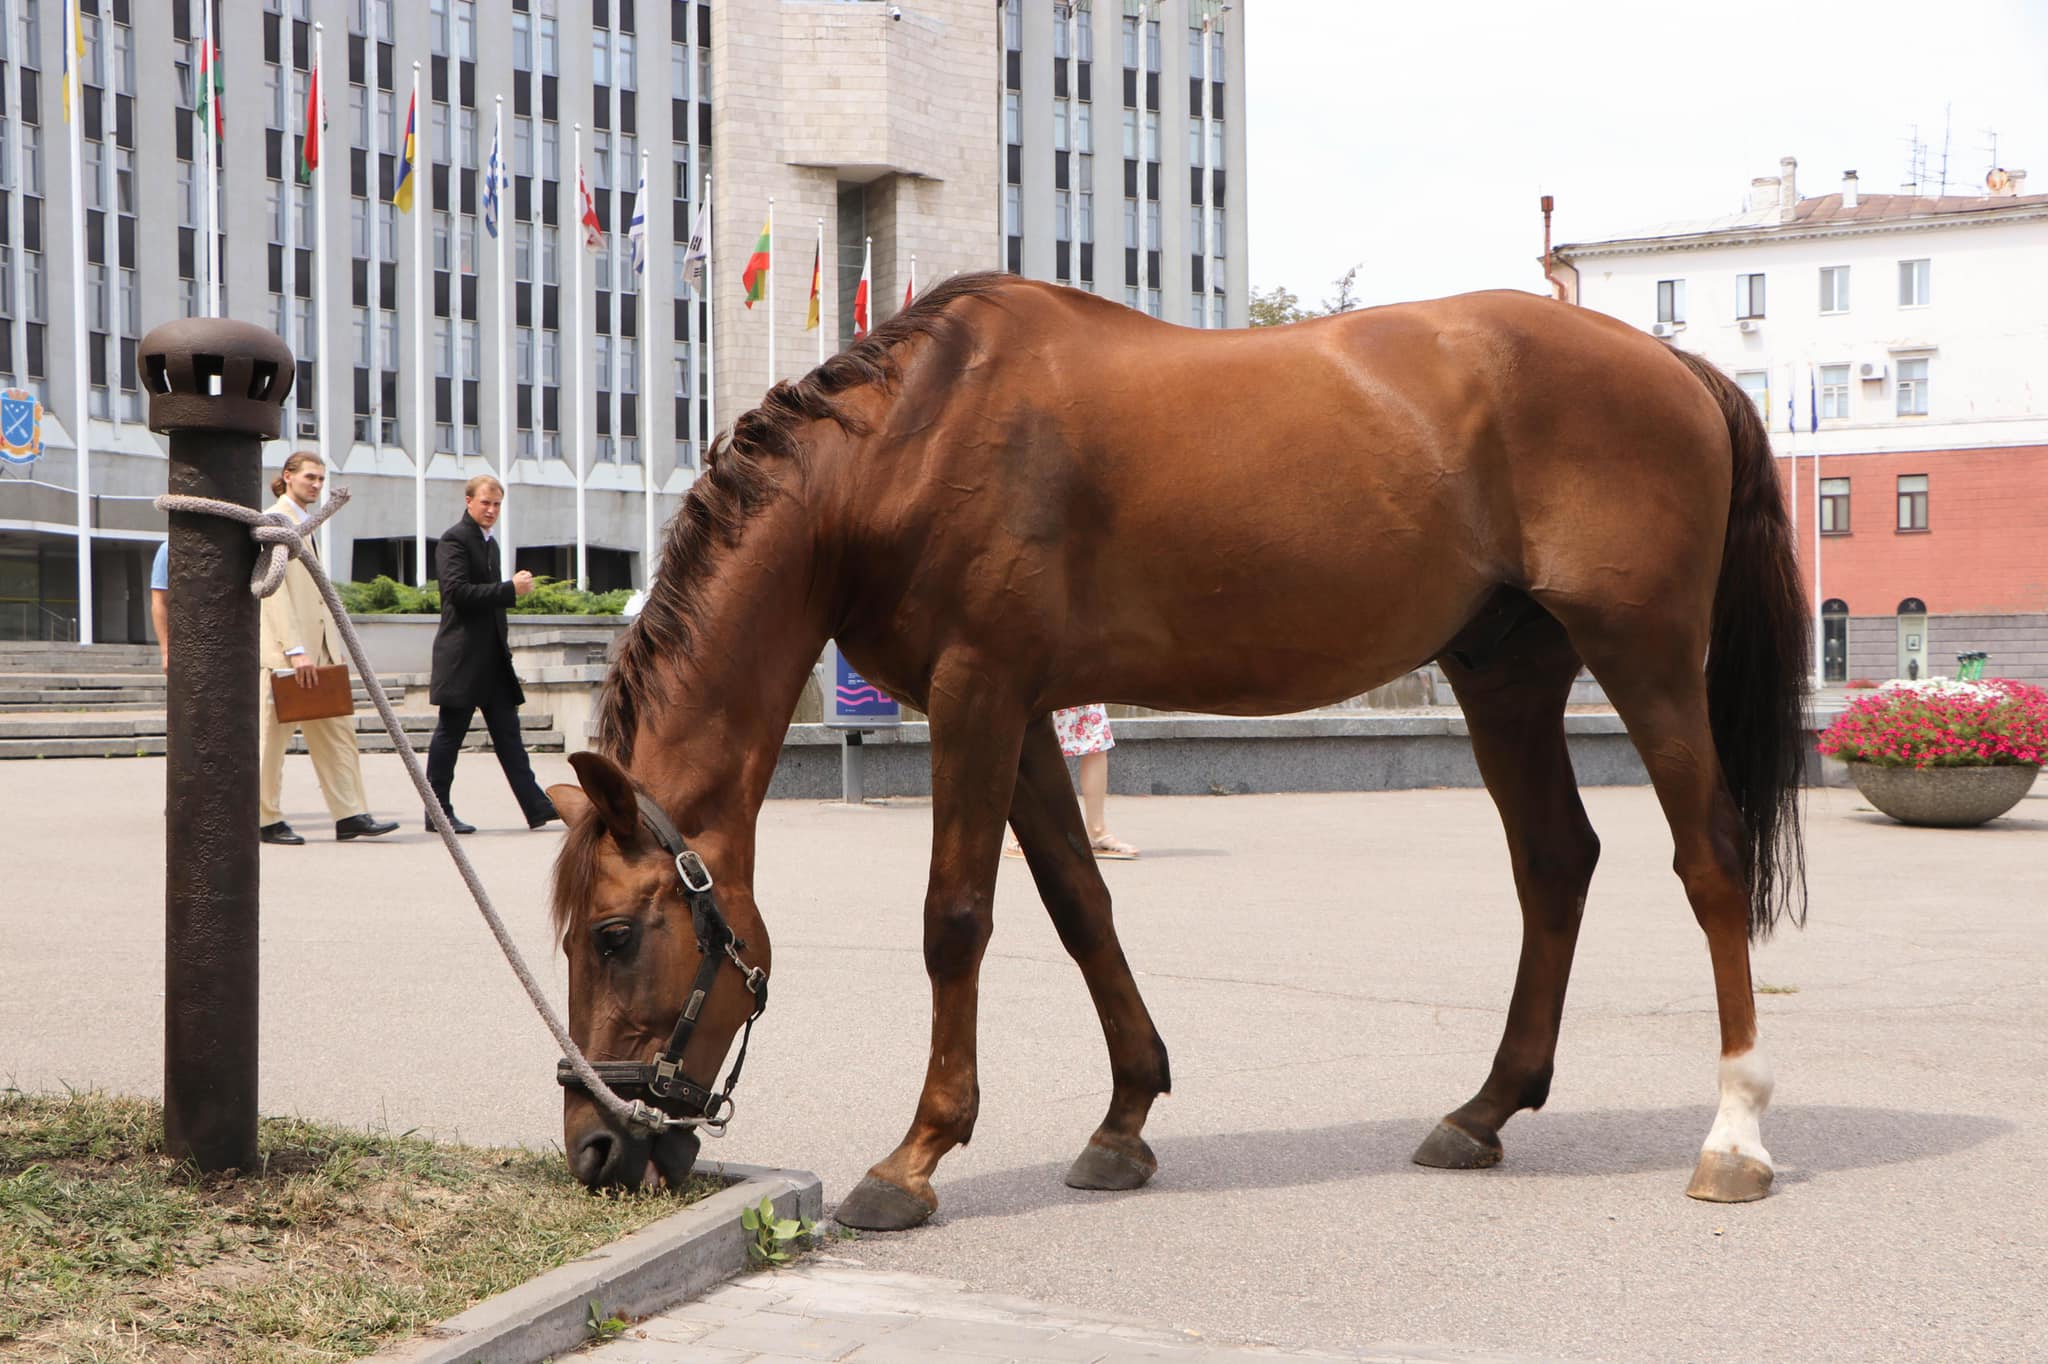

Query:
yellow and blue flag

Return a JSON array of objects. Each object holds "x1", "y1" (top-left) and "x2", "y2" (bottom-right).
[{"x1": 62, "y1": 0, "x2": 84, "y2": 123}]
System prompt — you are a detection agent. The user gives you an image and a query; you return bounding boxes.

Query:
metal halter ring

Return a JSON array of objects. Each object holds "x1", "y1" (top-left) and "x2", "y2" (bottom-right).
[{"x1": 675, "y1": 849, "x2": 715, "y2": 894}]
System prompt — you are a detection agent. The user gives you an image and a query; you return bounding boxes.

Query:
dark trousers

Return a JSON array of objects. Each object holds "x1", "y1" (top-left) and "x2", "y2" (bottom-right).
[{"x1": 425, "y1": 698, "x2": 549, "y2": 820}]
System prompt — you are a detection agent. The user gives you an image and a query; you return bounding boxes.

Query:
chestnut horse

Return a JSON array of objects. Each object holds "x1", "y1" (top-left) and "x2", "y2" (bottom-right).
[{"x1": 548, "y1": 274, "x2": 1808, "y2": 1229}]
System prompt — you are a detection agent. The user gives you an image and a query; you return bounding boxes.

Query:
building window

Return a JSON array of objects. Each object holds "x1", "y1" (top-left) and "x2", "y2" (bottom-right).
[
  {"x1": 1898, "y1": 258, "x2": 1930, "y2": 307},
  {"x1": 1820, "y1": 477, "x2": 1850, "y2": 534},
  {"x1": 1005, "y1": 92, "x2": 1021, "y2": 145},
  {"x1": 1736, "y1": 273, "x2": 1765, "y2": 320},
  {"x1": 1896, "y1": 474, "x2": 1928, "y2": 532},
  {"x1": 1819, "y1": 364, "x2": 1850, "y2": 419},
  {"x1": 1896, "y1": 357, "x2": 1928, "y2": 416},
  {"x1": 1120, "y1": 15, "x2": 1138, "y2": 67},
  {"x1": 1819, "y1": 265, "x2": 1849, "y2": 314},
  {"x1": 1656, "y1": 278, "x2": 1686, "y2": 325},
  {"x1": 1735, "y1": 370, "x2": 1768, "y2": 414}
]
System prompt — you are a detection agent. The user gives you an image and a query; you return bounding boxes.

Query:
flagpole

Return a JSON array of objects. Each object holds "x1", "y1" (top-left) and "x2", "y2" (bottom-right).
[
  {"x1": 493, "y1": 97, "x2": 513, "y2": 578},
  {"x1": 1812, "y1": 370, "x2": 1824, "y2": 689},
  {"x1": 411, "y1": 64, "x2": 427, "y2": 585},
  {"x1": 765, "y1": 197, "x2": 775, "y2": 393},
  {"x1": 66, "y1": 0, "x2": 92, "y2": 643},
  {"x1": 203, "y1": 0, "x2": 220, "y2": 319},
  {"x1": 312, "y1": 23, "x2": 333, "y2": 565},
  {"x1": 642, "y1": 147, "x2": 655, "y2": 581},
  {"x1": 2, "y1": 0, "x2": 24, "y2": 394},
  {"x1": 908, "y1": 252, "x2": 917, "y2": 311},
  {"x1": 816, "y1": 217, "x2": 825, "y2": 366},
  {"x1": 365, "y1": 50, "x2": 381, "y2": 461},
  {"x1": 704, "y1": 172, "x2": 716, "y2": 457},
  {"x1": 1200, "y1": 14, "x2": 1214, "y2": 327},
  {"x1": 572, "y1": 122, "x2": 587, "y2": 589}
]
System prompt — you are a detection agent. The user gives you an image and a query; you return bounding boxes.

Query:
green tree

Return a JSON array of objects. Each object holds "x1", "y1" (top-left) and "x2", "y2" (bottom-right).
[
  {"x1": 1323, "y1": 265, "x2": 1362, "y2": 315},
  {"x1": 1248, "y1": 283, "x2": 1311, "y2": 327}
]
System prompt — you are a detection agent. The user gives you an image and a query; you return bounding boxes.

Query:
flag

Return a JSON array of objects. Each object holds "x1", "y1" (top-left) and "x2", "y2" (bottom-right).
[
  {"x1": 1808, "y1": 364, "x2": 1818, "y2": 434},
  {"x1": 482, "y1": 121, "x2": 502, "y2": 239},
  {"x1": 903, "y1": 264, "x2": 915, "y2": 310},
  {"x1": 195, "y1": 38, "x2": 223, "y2": 137},
  {"x1": 627, "y1": 163, "x2": 647, "y2": 275},
  {"x1": 63, "y1": 1, "x2": 85, "y2": 123},
  {"x1": 682, "y1": 198, "x2": 709, "y2": 296},
  {"x1": 852, "y1": 239, "x2": 872, "y2": 338},
  {"x1": 577, "y1": 166, "x2": 604, "y2": 252},
  {"x1": 741, "y1": 218, "x2": 771, "y2": 308},
  {"x1": 805, "y1": 242, "x2": 821, "y2": 331},
  {"x1": 297, "y1": 59, "x2": 323, "y2": 183},
  {"x1": 393, "y1": 91, "x2": 418, "y2": 213}
]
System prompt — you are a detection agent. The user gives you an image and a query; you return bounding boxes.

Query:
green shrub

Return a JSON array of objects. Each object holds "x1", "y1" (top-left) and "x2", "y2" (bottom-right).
[{"x1": 334, "y1": 576, "x2": 629, "y2": 616}]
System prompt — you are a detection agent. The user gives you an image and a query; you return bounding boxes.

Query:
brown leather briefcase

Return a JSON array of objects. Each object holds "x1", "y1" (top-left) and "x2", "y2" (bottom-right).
[{"x1": 269, "y1": 664, "x2": 355, "y2": 723}]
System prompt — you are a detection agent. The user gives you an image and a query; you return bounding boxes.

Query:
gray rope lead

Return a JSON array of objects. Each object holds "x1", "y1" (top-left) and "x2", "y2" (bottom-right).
[{"x1": 157, "y1": 489, "x2": 688, "y2": 1138}]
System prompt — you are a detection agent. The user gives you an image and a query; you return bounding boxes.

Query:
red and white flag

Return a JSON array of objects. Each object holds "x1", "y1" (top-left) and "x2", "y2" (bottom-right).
[
  {"x1": 903, "y1": 258, "x2": 916, "y2": 310},
  {"x1": 852, "y1": 237, "x2": 872, "y2": 338},
  {"x1": 577, "y1": 166, "x2": 604, "y2": 252}
]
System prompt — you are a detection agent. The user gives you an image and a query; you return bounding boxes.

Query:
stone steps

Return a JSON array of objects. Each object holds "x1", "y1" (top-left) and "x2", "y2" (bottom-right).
[{"x1": 0, "y1": 710, "x2": 560, "y2": 759}]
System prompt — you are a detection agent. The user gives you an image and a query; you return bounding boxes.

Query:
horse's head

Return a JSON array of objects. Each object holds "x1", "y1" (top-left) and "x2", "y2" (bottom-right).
[{"x1": 547, "y1": 750, "x2": 771, "y2": 1192}]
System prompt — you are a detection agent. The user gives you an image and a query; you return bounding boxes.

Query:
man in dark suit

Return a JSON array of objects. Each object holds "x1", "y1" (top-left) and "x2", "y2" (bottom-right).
[{"x1": 425, "y1": 475, "x2": 558, "y2": 833}]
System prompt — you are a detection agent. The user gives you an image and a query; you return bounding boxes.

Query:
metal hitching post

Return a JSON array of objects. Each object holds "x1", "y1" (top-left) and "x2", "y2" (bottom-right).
[{"x1": 141, "y1": 319, "x2": 295, "y2": 1173}]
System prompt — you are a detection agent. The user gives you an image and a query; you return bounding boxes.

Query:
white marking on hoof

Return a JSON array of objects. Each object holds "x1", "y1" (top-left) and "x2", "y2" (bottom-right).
[{"x1": 1701, "y1": 1048, "x2": 1774, "y2": 1169}]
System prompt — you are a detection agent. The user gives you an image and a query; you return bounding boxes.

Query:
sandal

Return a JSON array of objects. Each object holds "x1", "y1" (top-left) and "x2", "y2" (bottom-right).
[{"x1": 1089, "y1": 833, "x2": 1140, "y2": 860}]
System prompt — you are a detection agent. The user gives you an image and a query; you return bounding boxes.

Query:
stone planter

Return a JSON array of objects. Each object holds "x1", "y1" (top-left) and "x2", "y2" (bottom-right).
[{"x1": 1846, "y1": 762, "x2": 2040, "y2": 828}]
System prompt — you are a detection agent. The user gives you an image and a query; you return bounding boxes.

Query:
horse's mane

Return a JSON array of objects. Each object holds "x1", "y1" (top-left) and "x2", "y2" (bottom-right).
[{"x1": 595, "y1": 271, "x2": 1011, "y2": 760}]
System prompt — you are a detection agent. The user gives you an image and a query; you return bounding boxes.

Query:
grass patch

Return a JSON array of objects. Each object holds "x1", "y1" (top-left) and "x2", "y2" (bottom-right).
[{"x1": 1, "y1": 1089, "x2": 716, "y2": 1362}]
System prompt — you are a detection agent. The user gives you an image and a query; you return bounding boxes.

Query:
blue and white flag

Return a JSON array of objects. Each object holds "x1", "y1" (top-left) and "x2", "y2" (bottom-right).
[
  {"x1": 628, "y1": 163, "x2": 648, "y2": 276},
  {"x1": 681, "y1": 198, "x2": 710, "y2": 297},
  {"x1": 482, "y1": 123, "x2": 502, "y2": 239},
  {"x1": 1808, "y1": 365, "x2": 1818, "y2": 434}
]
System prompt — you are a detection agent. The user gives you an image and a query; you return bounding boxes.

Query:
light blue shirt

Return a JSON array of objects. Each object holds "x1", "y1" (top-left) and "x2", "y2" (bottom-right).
[{"x1": 150, "y1": 541, "x2": 169, "y2": 592}]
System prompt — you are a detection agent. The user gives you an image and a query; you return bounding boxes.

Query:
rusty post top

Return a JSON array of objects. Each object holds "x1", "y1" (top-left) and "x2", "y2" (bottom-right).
[{"x1": 137, "y1": 318, "x2": 296, "y2": 440}]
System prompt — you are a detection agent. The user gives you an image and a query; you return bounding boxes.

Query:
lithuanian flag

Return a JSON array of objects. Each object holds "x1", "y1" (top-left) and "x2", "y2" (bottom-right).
[
  {"x1": 392, "y1": 90, "x2": 418, "y2": 213},
  {"x1": 742, "y1": 219, "x2": 771, "y2": 309}
]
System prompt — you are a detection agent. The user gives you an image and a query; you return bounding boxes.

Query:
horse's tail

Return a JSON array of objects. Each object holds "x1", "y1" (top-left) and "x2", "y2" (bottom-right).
[{"x1": 1670, "y1": 347, "x2": 1809, "y2": 941}]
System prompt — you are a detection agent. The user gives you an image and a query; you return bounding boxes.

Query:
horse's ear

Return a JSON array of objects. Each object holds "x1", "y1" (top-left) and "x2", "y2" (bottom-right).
[
  {"x1": 547, "y1": 783, "x2": 592, "y2": 829},
  {"x1": 566, "y1": 751, "x2": 641, "y2": 845}
]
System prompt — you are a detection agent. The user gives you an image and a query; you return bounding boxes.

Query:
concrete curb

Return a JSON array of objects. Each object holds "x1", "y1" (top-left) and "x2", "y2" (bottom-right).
[{"x1": 367, "y1": 1160, "x2": 823, "y2": 1364}]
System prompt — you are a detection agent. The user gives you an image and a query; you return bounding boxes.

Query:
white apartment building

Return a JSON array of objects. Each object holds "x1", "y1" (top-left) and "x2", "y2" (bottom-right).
[{"x1": 1548, "y1": 158, "x2": 2048, "y2": 684}]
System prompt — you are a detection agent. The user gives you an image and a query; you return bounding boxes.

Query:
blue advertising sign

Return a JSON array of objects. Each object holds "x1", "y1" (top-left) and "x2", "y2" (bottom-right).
[
  {"x1": 0, "y1": 389, "x2": 41, "y2": 465},
  {"x1": 821, "y1": 640, "x2": 901, "y2": 729}
]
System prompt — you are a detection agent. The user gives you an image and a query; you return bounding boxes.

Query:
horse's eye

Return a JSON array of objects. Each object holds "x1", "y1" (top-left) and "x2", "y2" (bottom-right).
[{"x1": 593, "y1": 920, "x2": 638, "y2": 958}]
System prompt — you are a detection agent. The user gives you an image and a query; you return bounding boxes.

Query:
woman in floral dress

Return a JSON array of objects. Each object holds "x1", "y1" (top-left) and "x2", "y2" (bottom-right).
[{"x1": 1007, "y1": 704, "x2": 1139, "y2": 859}]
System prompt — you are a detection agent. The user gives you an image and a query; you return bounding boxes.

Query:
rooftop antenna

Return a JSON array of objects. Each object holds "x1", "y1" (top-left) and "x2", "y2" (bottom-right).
[{"x1": 1938, "y1": 101, "x2": 1953, "y2": 196}]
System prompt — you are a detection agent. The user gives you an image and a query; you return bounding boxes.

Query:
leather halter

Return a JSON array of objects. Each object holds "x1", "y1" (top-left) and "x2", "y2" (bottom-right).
[{"x1": 554, "y1": 792, "x2": 768, "y2": 1131}]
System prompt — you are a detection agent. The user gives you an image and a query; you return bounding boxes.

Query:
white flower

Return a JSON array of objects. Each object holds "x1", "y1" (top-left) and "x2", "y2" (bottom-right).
[{"x1": 1876, "y1": 677, "x2": 1999, "y2": 701}]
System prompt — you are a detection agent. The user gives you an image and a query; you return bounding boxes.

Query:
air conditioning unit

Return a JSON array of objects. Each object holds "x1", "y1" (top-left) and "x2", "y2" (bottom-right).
[
  {"x1": 1736, "y1": 318, "x2": 1759, "y2": 333},
  {"x1": 1650, "y1": 321, "x2": 1676, "y2": 338},
  {"x1": 296, "y1": 418, "x2": 319, "y2": 438},
  {"x1": 1858, "y1": 360, "x2": 1888, "y2": 382}
]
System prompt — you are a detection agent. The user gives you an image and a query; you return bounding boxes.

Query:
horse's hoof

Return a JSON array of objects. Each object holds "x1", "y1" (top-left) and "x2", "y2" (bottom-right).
[
  {"x1": 1065, "y1": 1138, "x2": 1157, "y2": 1191},
  {"x1": 832, "y1": 1174, "x2": 935, "y2": 1231},
  {"x1": 1411, "y1": 1119, "x2": 1503, "y2": 1170},
  {"x1": 1686, "y1": 1150, "x2": 1773, "y2": 1203}
]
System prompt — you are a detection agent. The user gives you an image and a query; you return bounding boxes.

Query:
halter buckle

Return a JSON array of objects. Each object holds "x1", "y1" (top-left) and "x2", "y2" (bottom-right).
[
  {"x1": 675, "y1": 849, "x2": 714, "y2": 894},
  {"x1": 651, "y1": 1054, "x2": 683, "y2": 1097}
]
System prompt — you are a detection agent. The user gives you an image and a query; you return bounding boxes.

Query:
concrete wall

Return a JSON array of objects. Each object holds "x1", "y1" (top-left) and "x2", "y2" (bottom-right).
[{"x1": 1845, "y1": 612, "x2": 2048, "y2": 684}]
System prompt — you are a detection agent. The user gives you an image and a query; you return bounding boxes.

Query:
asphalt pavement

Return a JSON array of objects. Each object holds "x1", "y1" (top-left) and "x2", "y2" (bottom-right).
[{"x1": 4, "y1": 755, "x2": 2043, "y2": 1362}]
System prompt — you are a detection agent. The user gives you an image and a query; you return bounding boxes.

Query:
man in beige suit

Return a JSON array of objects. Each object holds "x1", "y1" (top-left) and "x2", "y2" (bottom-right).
[{"x1": 258, "y1": 452, "x2": 397, "y2": 845}]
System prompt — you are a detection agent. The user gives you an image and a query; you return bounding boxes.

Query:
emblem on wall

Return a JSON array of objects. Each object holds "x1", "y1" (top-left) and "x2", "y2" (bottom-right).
[{"x1": 0, "y1": 389, "x2": 41, "y2": 466}]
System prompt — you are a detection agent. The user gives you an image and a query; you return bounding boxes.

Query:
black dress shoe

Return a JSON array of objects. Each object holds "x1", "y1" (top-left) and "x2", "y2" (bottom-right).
[
  {"x1": 335, "y1": 814, "x2": 399, "y2": 841},
  {"x1": 526, "y1": 798, "x2": 560, "y2": 830},
  {"x1": 426, "y1": 810, "x2": 477, "y2": 835},
  {"x1": 259, "y1": 821, "x2": 305, "y2": 846}
]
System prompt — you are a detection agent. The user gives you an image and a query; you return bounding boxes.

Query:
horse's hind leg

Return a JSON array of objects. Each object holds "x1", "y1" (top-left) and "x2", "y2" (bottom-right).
[
  {"x1": 1415, "y1": 612, "x2": 1600, "y2": 1171},
  {"x1": 1008, "y1": 715, "x2": 1171, "y2": 1191},
  {"x1": 1570, "y1": 622, "x2": 1776, "y2": 1203}
]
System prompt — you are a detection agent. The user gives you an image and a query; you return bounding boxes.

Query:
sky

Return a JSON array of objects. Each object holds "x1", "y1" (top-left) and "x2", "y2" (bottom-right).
[{"x1": 1244, "y1": 0, "x2": 2048, "y2": 311}]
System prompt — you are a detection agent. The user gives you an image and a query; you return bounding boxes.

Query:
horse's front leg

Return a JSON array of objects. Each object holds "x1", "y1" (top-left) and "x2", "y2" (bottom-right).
[{"x1": 833, "y1": 674, "x2": 1027, "y2": 1231}]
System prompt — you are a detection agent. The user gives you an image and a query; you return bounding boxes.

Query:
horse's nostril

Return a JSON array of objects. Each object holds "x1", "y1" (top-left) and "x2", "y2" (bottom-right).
[{"x1": 571, "y1": 1131, "x2": 617, "y2": 1186}]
